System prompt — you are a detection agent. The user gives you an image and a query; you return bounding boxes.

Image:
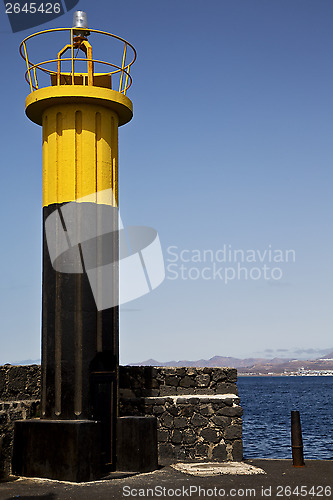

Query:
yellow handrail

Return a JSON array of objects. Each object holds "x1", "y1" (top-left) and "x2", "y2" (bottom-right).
[
  {"x1": 57, "y1": 44, "x2": 72, "y2": 86},
  {"x1": 119, "y1": 43, "x2": 127, "y2": 93},
  {"x1": 22, "y1": 42, "x2": 33, "y2": 92},
  {"x1": 24, "y1": 57, "x2": 133, "y2": 92},
  {"x1": 124, "y1": 65, "x2": 130, "y2": 96},
  {"x1": 19, "y1": 27, "x2": 136, "y2": 94}
]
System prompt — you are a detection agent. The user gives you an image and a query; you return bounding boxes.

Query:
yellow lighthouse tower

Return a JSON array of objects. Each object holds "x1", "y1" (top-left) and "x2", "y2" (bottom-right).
[{"x1": 13, "y1": 12, "x2": 136, "y2": 481}]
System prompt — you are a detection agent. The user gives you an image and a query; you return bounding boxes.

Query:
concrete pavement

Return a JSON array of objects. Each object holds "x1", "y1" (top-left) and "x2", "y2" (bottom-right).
[{"x1": 0, "y1": 459, "x2": 332, "y2": 500}]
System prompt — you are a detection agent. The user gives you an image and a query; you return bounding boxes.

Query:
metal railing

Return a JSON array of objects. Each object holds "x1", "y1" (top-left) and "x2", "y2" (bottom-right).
[{"x1": 19, "y1": 27, "x2": 136, "y2": 95}]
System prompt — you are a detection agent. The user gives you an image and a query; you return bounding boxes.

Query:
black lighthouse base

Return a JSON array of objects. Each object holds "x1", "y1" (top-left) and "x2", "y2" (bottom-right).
[{"x1": 12, "y1": 419, "x2": 102, "y2": 482}]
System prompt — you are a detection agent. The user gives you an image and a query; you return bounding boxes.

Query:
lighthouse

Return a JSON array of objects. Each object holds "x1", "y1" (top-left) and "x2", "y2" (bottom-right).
[{"x1": 13, "y1": 12, "x2": 136, "y2": 481}]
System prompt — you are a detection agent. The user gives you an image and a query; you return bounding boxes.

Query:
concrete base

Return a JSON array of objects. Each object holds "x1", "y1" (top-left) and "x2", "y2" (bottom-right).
[
  {"x1": 116, "y1": 416, "x2": 158, "y2": 472},
  {"x1": 12, "y1": 419, "x2": 102, "y2": 482}
]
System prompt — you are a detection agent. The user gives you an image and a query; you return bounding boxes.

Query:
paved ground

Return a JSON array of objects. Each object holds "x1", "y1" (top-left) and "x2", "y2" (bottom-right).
[{"x1": 0, "y1": 459, "x2": 332, "y2": 500}]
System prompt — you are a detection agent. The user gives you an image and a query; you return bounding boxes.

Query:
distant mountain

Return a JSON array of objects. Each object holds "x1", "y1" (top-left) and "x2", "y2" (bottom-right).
[
  {"x1": 10, "y1": 359, "x2": 41, "y2": 365},
  {"x1": 8, "y1": 350, "x2": 333, "y2": 374},
  {"x1": 132, "y1": 351, "x2": 333, "y2": 374},
  {"x1": 320, "y1": 351, "x2": 333, "y2": 360},
  {"x1": 131, "y1": 355, "x2": 293, "y2": 369}
]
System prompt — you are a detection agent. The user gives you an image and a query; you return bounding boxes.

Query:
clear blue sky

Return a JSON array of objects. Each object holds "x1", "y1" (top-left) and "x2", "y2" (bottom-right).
[{"x1": 0, "y1": 0, "x2": 332, "y2": 365}]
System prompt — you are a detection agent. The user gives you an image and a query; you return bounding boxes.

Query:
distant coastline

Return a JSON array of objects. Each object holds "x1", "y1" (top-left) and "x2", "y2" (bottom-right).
[
  {"x1": 131, "y1": 350, "x2": 333, "y2": 377},
  {"x1": 6, "y1": 351, "x2": 333, "y2": 378}
]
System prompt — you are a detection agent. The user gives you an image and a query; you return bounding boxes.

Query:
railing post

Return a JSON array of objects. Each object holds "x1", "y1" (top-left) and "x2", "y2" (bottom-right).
[
  {"x1": 119, "y1": 43, "x2": 127, "y2": 92},
  {"x1": 291, "y1": 410, "x2": 305, "y2": 467},
  {"x1": 71, "y1": 28, "x2": 74, "y2": 85},
  {"x1": 23, "y1": 42, "x2": 33, "y2": 92}
]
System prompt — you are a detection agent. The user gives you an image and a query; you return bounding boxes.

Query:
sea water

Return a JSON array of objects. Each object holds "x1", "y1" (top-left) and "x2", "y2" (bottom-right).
[{"x1": 237, "y1": 376, "x2": 333, "y2": 460}]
